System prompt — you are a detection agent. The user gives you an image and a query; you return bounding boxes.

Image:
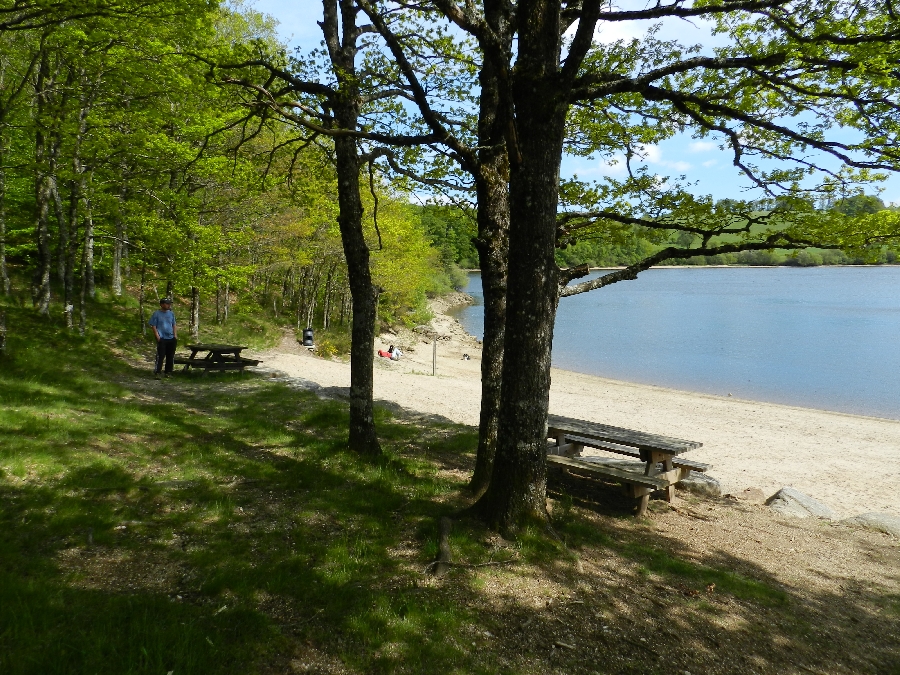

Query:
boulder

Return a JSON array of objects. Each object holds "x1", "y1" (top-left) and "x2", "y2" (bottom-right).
[
  {"x1": 841, "y1": 512, "x2": 900, "y2": 538},
  {"x1": 677, "y1": 472, "x2": 722, "y2": 498},
  {"x1": 766, "y1": 487, "x2": 834, "y2": 520}
]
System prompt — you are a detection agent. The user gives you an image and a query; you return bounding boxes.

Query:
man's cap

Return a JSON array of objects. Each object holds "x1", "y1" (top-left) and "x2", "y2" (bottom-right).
[{"x1": 160, "y1": 297, "x2": 173, "y2": 304}]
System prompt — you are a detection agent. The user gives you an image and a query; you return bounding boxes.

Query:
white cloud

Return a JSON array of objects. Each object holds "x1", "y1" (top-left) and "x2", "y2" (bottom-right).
[
  {"x1": 584, "y1": 156, "x2": 629, "y2": 177},
  {"x1": 592, "y1": 20, "x2": 647, "y2": 45},
  {"x1": 636, "y1": 144, "x2": 691, "y2": 172},
  {"x1": 639, "y1": 144, "x2": 662, "y2": 163},
  {"x1": 702, "y1": 159, "x2": 718, "y2": 168},
  {"x1": 689, "y1": 140, "x2": 718, "y2": 153}
]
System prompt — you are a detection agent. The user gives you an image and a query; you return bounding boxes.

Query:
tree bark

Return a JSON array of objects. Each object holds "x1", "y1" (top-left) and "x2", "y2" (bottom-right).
[
  {"x1": 471, "y1": 0, "x2": 569, "y2": 532},
  {"x1": 215, "y1": 276, "x2": 222, "y2": 324},
  {"x1": 0, "y1": 138, "x2": 9, "y2": 296},
  {"x1": 322, "y1": 0, "x2": 381, "y2": 456},
  {"x1": 53, "y1": 176, "x2": 67, "y2": 284},
  {"x1": 190, "y1": 285, "x2": 200, "y2": 340},
  {"x1": 78, "y1": 224, "x2": 88, "y2": 336},
  {"x1": 468, "y1": 6, "x2": 512, "y2": 495},
  {"x1": 31, "y1": 51, "x2": 53, "y2": 315},
  {"x1": 81, "y1": 195, "x2": 95, "y2": 300},
  {"x1": 138, "y1": 261, "x2": 147, "y2": 336},
  {"x1": 62, "y1": 185, "x2": 77, "y2": 327},
  {"x1": 112, "y1": 184, "x2": 127, "y2": 296},
  {"x1": 323, "y1": 263, "x2": 335, "y2": 329}
]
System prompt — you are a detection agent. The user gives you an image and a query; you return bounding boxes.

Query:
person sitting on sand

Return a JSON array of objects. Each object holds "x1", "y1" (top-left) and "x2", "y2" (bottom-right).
[
  {"x1": 149, "y1": 297, "x2": 178, "y2": 378},
  {"x1": 390, "y1": 346, "x2": 402, "y2": 361}
]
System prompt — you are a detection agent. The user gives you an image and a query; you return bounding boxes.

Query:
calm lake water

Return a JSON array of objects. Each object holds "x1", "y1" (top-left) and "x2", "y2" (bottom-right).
[{"x1": 450, "y1": 267, "x2": 900, "y2": 420}]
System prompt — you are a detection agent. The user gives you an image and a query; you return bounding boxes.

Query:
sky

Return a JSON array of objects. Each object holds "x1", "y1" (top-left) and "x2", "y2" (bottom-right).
[{"x1": 248, "y1": 0, "x2": 900, "y2": 205}]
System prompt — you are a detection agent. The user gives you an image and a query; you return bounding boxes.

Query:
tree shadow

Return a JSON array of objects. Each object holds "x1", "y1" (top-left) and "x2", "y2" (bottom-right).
[{"x1": 2, "y1": 301, "x2": 898, "y2": 675}]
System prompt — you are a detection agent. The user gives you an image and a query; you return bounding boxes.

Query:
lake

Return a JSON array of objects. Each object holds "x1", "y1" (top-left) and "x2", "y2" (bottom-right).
[{"x1": 450, "y1": 267, "x2": 900, "y2": 420}]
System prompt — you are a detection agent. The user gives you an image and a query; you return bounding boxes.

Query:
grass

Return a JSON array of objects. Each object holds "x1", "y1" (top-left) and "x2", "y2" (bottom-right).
[{"x1": 1, "y1": 291, "x2": 897, "y2": 675}]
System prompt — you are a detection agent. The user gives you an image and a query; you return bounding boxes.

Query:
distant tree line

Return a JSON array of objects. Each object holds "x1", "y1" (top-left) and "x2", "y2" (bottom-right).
[{"x1": 0, "y1": 0, "x2": 456, "y2": 344}]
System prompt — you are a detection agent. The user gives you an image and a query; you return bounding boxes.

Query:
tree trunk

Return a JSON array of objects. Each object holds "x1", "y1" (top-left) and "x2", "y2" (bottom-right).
[
  {"x1": 166, "y1": 279, "x2": 173, "y2": 299},
  {"x1": 323, "y1": 264, "x2": 335, "y2": 329},
  {"x1": 78, "y1": 228, "x2": 88, "y2": 336},
  {"x1": 52, "y1": 177, "x2": 67, "y2": 285},
  {"x1": 190, "y1": 285, "x2": 200, "y2": 340},
  {"x1": 0, "y1": 139, "x2": 9, "y2": 296},
  {"x1": 63, "y1": 186, "x2": 78, "y2": 327},
  {"x1": 31, "y1": 51, "x2": 53, "y2": 314},
  {"x1": 224, "y1": 282, "x2": 229, "y2": 322},
  {"x1": 215, "y1": 276, "x2": 222, "y2": 324},
  {"x1": 468, "y1": 12, "x2": 512, "y2": 495},
  {"x1": 471, "y1": 1, "x2": 568, "y2": 532},
  {"x1": 32, "y1": 149, "x2": 52, "y2": 314},
  {"x1": 322, "y1": 0, "x2": 381, "y2": 456},
  {"x1": 139, "y1": 262, "x2": 147, "y2": 336},
  {"x1": 112, "y1": 184, "x2": 127, "y2": 296},
  {"x1": 81, "y1": 196, "x2": 94, "y2": 299}
]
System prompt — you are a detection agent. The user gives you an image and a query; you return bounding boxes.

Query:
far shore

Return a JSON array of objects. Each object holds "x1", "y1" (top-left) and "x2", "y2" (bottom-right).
[
  {"x1": 253, "y1": 293, "x2": 900, "y2": 520},
  {"x1": 459, "y1": 263, "x2": 900, "y2": 272}
]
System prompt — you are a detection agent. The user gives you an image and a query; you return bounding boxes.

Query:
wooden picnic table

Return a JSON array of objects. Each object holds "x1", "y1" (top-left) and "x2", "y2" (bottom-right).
[
  {"x1": 546, "y1": 414, "x2": 707, "y2": 517},
  {"x1": 174, "y1": 343, "x2": 260, "y2": 374}
]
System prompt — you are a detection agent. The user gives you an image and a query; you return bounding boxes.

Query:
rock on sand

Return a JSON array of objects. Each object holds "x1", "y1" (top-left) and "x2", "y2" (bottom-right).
[
  {"x1": 766, "y1": 486, "x2": 835, "y2": 520},
  {"x1": 841, "y1": 512, "x2": 900, "y2": 537}
]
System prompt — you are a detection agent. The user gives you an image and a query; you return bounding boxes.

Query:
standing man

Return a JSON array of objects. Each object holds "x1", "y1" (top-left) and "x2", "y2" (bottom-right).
[{"x1": 149, "y1": 297, "x2": 178, "y2": 378}]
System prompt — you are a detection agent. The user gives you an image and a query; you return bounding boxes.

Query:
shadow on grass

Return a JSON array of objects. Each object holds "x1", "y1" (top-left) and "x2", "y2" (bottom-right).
[{"x1": 1, "y1": 300, "x2": 898, "y2": 674}]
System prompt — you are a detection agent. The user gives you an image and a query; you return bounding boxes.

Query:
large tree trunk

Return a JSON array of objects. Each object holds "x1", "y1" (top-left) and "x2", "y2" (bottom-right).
[
  {"x1": 471, "y1": 1, "x2": 568, "y2": 532},
  {"x1": 335, "y1": 131, "x2": 381, "y2": 456},
  {"x1": 323, "y1": 0, "x2": 381, "y2": 456},
  {"x1": 468, "y1": 10, "x2": 512, "y2": 495},
  {"x1": 469, "y1": 166, "x2": 510, "y2": 495}
]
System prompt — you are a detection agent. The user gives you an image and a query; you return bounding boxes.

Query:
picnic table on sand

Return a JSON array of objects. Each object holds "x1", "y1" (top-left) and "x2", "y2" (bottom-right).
[
  {"x1": 174, "y1": 343, "x2": 261, "y2": 375},
  {"x1": 546, "y1": 414, "x2": 708, "y2": 517}
]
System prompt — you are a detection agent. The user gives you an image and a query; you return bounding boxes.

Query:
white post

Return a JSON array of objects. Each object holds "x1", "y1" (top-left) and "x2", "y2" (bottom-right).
[{"x1": 432, "y1": 338, "x2": 436, "y2": 376}]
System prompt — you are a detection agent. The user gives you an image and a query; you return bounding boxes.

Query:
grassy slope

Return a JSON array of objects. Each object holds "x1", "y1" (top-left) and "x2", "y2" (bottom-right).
[{"x1": 0, "y1": 293, "x2": 896, "y2": 674}]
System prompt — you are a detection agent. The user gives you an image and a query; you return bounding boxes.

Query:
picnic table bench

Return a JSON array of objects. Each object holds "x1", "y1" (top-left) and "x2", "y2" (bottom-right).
[
  {"x1": 174, "y1": 343, "x2": 261, "y2": 375},
  {"x1": 546, "y1": 414, "x2": 708, "y2": 517}
]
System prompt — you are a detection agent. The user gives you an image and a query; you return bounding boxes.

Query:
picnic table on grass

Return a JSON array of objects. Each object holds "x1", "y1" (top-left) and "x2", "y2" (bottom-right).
[
  {"x1": 546, "y1": 414, "x2": 707, "y2": 517},
  {"x1": 174, "y1": 343, "x2": 261, "y2": 375}
]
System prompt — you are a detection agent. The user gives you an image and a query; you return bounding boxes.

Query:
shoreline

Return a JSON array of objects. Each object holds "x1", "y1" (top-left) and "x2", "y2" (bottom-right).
[
  {"x1": 462, "y1": 264, "x2": 900, "y2": 271},
  {"x1": 254, "y1": 293, "x2": 900, "y2": 520}
]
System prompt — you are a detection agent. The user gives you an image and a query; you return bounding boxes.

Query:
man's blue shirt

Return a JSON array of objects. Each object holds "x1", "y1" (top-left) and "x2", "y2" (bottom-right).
[{"x1": 149, "y1": 309, "x2": 177, "y2": 340}]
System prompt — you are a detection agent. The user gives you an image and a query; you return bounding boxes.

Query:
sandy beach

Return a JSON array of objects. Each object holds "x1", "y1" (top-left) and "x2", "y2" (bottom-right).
[{"x1": 254, "y1": 293, "x2": 900, "y2": 520}]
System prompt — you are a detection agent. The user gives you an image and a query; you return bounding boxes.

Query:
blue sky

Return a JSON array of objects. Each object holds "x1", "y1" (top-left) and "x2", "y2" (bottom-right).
[{"x1": 249, "y1": 0, "x2": 900, "y2": 205}]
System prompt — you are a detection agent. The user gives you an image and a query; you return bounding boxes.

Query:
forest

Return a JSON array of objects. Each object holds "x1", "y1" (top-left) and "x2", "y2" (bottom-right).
[{"x1": 0, "y1": 1, "x2": 466, "y2": 343}]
